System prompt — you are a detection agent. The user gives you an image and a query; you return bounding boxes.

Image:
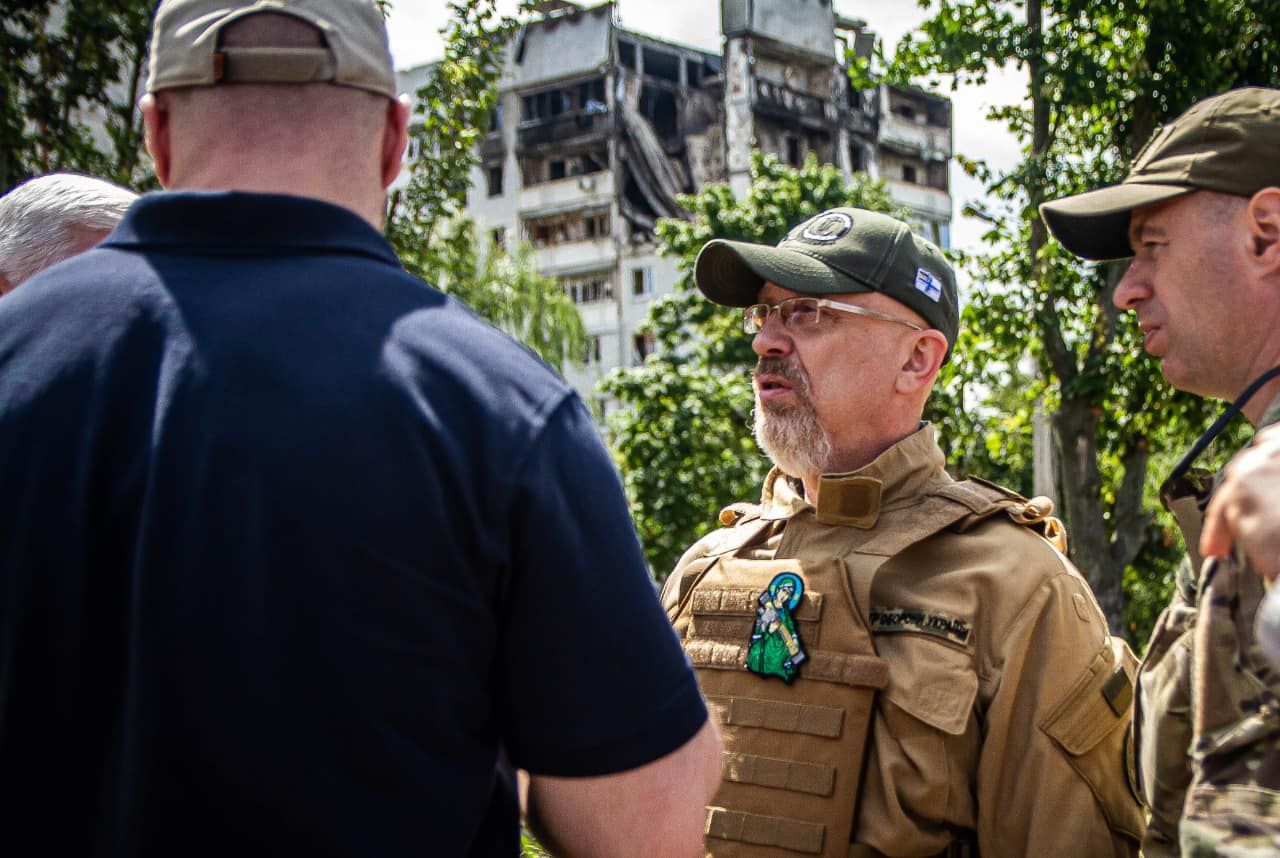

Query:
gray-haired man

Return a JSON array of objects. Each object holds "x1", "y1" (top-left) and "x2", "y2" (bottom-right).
[{"x1": 0, "y1": 172, "x2": 137, "y2": 294}]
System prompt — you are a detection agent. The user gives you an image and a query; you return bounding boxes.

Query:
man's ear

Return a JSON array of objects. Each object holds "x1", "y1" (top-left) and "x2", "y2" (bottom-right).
[
  {"x1": 140, "y1": 93, "x2": 172, "y2": 187},
  {"x1": 380, "y1": 94, "x2": 411, "y2": 189},
  {"x1": 1247, "y1": 187, "x2": 1280, "y2": 274},
  {"x1": 896, "y1": 329, "x2": 948, "y2": 395}
]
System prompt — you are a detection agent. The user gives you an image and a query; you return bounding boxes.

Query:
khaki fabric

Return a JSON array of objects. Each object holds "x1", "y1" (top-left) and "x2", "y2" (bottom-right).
[
  {"x1": 665, "y1": 425, "x2": 1143, "y2": 857},
  {"x1": 1136, "y1": 394, "x2": 1280, "y2": 855}
]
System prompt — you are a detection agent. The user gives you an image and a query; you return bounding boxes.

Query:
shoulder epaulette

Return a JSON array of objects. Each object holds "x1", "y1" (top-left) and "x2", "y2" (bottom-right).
[
  {"x1": 717, "y1": 502, "x2": 760, "y2": 528},
  {"x1": 938, "y1": 478, "x2": 1068, "y2": 553}
]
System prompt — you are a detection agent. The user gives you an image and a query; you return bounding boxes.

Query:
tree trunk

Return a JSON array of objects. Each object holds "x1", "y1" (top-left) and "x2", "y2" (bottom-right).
[{"x1": 1053, "y1": 401, "x2": 1131, "y2": 632}]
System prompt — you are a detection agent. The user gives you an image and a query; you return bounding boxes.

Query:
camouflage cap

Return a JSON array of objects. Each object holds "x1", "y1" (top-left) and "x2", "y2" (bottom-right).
[
  {"x1": 694, "y1": 207, "x2": 959, "y2": 354},
  {"x1": 1041, "y1": 87, "x2": 1280, "y2": 260},
  {"x1": 146, "y1": 0, "x2": 396, "y2": 99}
]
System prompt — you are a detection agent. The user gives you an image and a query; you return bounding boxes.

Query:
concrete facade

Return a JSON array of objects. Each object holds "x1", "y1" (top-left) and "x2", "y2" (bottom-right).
[{"x1": 397, "y1": 0, "x2": 953, "y2": 411}]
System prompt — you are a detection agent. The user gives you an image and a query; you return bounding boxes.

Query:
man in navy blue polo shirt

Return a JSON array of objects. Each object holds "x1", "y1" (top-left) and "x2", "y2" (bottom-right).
[{"x1": 0, "y1": 2, "x2": 720, "y2": 855}]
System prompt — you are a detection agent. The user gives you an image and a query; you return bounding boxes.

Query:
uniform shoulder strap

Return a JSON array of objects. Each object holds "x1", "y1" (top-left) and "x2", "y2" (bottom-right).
[{"x1": 938, "y1": 477, "x2": 1068, "y2": 553}]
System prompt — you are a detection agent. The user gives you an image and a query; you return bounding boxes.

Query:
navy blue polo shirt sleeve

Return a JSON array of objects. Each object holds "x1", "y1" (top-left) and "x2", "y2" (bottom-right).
[{"x1": 498, "y1": 393, "x2": 708, "y2": 777}]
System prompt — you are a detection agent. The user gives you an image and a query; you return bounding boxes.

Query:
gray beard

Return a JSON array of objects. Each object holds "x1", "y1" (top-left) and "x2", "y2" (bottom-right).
[{"x1": 753, "y1": 358, "x2": 834, "y2": 479}]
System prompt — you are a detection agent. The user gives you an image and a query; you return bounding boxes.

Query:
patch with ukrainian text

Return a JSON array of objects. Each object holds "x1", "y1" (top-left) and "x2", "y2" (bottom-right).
[{"x1": 869, "y1": 606, "x2": 972, "y2": 647}]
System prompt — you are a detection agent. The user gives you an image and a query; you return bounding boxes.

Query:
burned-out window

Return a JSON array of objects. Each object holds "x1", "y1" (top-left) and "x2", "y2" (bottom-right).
[
  {"x1": 892, "y1": 103, "x2": 917, "y2": 121},
  {"x1": 902, "y1": 164, "x2": 918, "y2": 184},
  {"x1": 632, "y1": 331, "x2": 655, "y2": 363},
  {"x1": 619, "y1": 40, "x2": 637, "y2": 71},
  {"x1": 486, "y1": 105, "x2": 502, "y2": 133},
  {"x1": 686, "y1": 58, "x2": 701, "y2": 86},
  {"x1": 639, "y1": 85, "x2": 678, "y2": 141},
  {"x1": 486, "y1": 164, "x2": 504, "y2": 197},
  {"x1": 643, "y1": 47, "x2": 680, "y2": 82},
  {"x1": 523, "y1": 209, "x2": 611, "y2": 247},
  {"x1": 584, "y1": 211, "x2": 609, "y2": 238},
  {"x1": 632, "y1": 267, "x2": 652, "y2": 297},
  {"x1": 848, "y1": 144, "x2": 865, "y2": 173},
  {"x1": 520, "y1": 150, "x2": 608, "y2": 187},
  {"x1": 561, "y1": 272, "x2": 614, "y2": 305},
  {"x1": 785, "y1": 136, "x2": 801, "y2": 167},
  {"x1": 927, "y1": 161, "x2": 948, "y2": 191},
  {"x1": 926, "y1": 99, "x2": 950, "y2": 127}
]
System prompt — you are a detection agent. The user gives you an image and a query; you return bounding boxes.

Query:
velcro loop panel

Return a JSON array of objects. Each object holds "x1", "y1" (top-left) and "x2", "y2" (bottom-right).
[
  {"x1": 692, "y1": 586, "x2": 823, "y2": 621},
  {"x1": 706, "y1": 806, "x2": 826, "y2": 854},
  {"x1": 686, "y1": 641, "x2": 889, "y2": 690},
  {"x1": 217, "y1": 47, "x2": 337, "y2": 84},
  {"x1": 707, "y1": 694, "x2": 845, "y2": 738},
  {"x1": 723, "y1": 751, "x2": 836, "y2": 796}
]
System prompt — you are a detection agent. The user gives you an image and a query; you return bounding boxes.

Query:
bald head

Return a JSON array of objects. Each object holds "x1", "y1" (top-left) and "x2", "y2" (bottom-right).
[
  {"x1": 141, "y1": 11, "x2": 409, "y2": 227},
  {"x1": 0, "y1": 173, "x2": 138, "y2": 294}
]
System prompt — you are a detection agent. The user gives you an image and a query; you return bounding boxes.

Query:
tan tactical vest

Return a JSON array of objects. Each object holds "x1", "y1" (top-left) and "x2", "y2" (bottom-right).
[{"x1": 668, "y1": 480, "x2": 1060, "y2": 858}]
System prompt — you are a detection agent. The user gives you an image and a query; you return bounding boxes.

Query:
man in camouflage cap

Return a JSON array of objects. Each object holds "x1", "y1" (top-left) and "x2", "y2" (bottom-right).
[
  {"x1": 663, "y1": 207, "x2": 1144, "y2": 856},
  {"x1": 1042, "y1": 86, "x2": 1280, "y2": 855}
]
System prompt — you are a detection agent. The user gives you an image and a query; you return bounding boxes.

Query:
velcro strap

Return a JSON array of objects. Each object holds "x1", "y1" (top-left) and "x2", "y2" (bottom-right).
[
  {"x1": 692, "y1": 586, "x2": 823, "y2": 621},
  {"x1": 723, "y1": 750, "x2": 836, "y2": 796},
  {"x1": 215, "y1": 47, "x2": 336, "y2": 84},
  {"x1": 707, "y1": 694, "x2": 845, "y2": 738},
  {"x1": 706, "y1": 806, "x2": 825, "y2": 854},
  {"x1": 686, "y1": 640, "x2": 889, "y2": 690}
]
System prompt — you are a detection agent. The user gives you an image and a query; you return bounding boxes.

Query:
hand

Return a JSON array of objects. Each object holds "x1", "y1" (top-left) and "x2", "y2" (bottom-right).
[{"x1": 1202, "y1": 424, "x2": 1280, "y2": 582}]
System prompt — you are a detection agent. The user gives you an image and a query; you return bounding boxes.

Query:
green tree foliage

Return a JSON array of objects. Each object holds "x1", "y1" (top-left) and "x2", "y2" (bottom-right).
[
  {"x1": 386, "y1": 0, "x2": 520, "y2": 275},
  {"x1": 1, "y1": 0, "x2": 154, "y2": 189},
  {"x1": 387, "y1": 0, "x2": 584, "y2": 371},
  {"x1": 603, "y1": 153, "x2": 900, "y2": 579},
  {"x1": 409, "y1": 216, "x2": 587, "y2": 373},
  {"x1": 889, "y1": 0, "x2": 1280, "y2": 640}
]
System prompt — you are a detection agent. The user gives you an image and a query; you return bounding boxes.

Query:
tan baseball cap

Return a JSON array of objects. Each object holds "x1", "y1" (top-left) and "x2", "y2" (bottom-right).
[
  {"x1": 694, "y1": 207, "x2": 960, "y2": 357},
  {"x1": 1041, "y1": 87, "x2": 1280, "y2": 260},
  {"x1": 146, "y1": 0, "x2": 397, "y2": 99}
]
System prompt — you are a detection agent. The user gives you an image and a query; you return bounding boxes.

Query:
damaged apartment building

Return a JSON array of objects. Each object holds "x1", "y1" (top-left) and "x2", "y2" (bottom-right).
[{"x1": 398, "y1": 0, "x2": 954, "y2": 409}]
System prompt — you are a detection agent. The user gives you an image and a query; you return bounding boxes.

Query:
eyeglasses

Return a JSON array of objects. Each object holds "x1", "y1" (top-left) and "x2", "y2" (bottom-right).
[{"x1": 743, "y1": 296, "x2": 926, "y2": 335}]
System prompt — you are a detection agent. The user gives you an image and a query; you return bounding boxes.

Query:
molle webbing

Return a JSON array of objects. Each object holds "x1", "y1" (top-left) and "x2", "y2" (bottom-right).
[
  {"x1": 723, "y1": 751, "x2": 837, "y2": 796},
  {"x1": 691, "y1": 587, "x2": 823, "y2": 644},
  {"x1": 674, "y1": 556, "x2": 885, "y2": 857},
  {"x1": 706, "y1": 806, "x2": 827, "y2": 854},
  {"x1": 707, "y1": 695, "x2": 845, "y2": 739},
  {"x1": 686, "y1": 640, "x2": 890, "y2": 690}
]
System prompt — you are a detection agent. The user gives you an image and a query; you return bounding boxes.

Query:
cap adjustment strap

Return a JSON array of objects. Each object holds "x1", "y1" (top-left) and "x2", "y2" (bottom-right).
[{"x1": 214, "y1": 47, "x2": 337, "y2": 84}]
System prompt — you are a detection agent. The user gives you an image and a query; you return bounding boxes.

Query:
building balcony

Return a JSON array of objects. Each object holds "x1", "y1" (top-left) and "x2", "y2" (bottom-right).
[
  {"x1": 519, "y1": 171, "x2": 614, "y2": 214},
  {"x1": 753, "y1": 78, "x2": 837, "y2": 127},
  {"x1": 879, "y1": 115, "x2": 951, "y2": 161},
  {"x1": 533, "y1": 237, "x2": 617, "y2": 272},
  {"x1": 517, "y1": 109, "x2": 613, "y2": 151},
  {"x1": 885, "y1": 179, "x2": 952, "y2": 221}
]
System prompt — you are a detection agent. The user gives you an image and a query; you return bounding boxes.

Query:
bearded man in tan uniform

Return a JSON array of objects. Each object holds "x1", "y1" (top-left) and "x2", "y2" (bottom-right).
[{"x1": 663, "y1": 207, "x2": 1144, "y2": 857}]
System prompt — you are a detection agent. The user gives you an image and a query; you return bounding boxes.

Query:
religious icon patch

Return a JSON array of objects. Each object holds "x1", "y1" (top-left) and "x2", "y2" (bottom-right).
[{"x1": 745, "y1": 572, "x2": 809, "y2": 683}]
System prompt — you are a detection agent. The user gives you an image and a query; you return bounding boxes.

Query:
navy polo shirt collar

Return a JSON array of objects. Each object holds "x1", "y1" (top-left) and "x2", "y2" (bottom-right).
[{"x1": 103, "y1": 190, "x2": 403, "y2": 267}]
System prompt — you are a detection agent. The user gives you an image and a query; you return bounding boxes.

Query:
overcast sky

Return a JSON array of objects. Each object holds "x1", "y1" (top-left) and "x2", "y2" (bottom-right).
[{"x1": 384, "y1": 0, "x2": 1025, "y2": 254}]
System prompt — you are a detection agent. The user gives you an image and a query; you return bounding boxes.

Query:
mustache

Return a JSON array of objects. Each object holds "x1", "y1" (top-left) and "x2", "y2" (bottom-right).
[{"x1": 754, "y1": 357, "x2": 811, "y2": 394}]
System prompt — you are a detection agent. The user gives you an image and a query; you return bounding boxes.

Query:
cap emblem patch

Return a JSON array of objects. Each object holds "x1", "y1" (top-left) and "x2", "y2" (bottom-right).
[
  {"x1": 745, "y1": 572, "x2": 809, "y2": 683},
  {"x1": 793, "y1": 211, "x2": 854, "y2": 244},
  {"x1": 915, "y1": 268, "x2": 943, "y2": 302}
]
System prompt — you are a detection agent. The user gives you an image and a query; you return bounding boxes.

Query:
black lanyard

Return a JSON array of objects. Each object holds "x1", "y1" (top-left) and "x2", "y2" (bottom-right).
[{"x1": 1162, "y1": 364, "x2": 1280, "y2": 496}]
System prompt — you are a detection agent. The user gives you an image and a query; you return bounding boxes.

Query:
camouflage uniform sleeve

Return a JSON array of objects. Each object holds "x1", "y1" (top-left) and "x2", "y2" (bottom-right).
[
  {"x1": 976, "y1": 545, "x2": 1145, "y2": 857},
  {"x1": 1132, "y1": 556, "x2": 1198, "y2": 857}
]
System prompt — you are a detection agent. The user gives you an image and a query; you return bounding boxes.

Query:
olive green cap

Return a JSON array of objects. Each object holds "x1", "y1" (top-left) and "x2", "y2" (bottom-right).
[
  {"x1": 1041, "y1": 87, "x2": 1280, "y2": 260},
  {"x1": 694, "y1": 207, "x2": 959, "y2": 354},
  {"x1": 146, "y1": 0, "x2": 396, "y2": 99}
]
